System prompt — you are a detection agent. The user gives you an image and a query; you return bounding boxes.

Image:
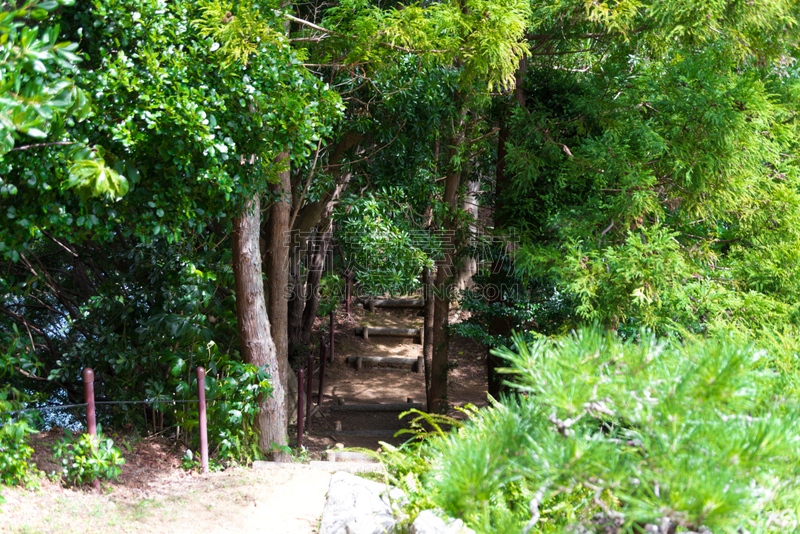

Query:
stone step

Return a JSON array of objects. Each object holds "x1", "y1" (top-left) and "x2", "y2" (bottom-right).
[
  {"x1": 324, "y1": 450, "x2": 377, "y2": 463},
  {"x1": 252, "y1": 460, "x2": 384, "y2": 473}
]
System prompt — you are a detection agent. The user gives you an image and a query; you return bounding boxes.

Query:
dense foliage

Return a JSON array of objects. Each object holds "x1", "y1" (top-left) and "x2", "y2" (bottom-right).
[
  {"x1": 3, "y1": 1, "x2": 800, "y2": 526},
  {"x1": 1, "y1": 0, "x2": 338, "y2": 460},
  {"x1": 382, "y1": 330, "x2": 800, "y2": 533}
]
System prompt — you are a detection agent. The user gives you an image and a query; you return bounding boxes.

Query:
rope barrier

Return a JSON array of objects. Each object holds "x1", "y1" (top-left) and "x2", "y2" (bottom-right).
[
  {"x1": 0, "y1": 403, "x2": 87, "y2": 417},
  {"x1": 0, "y1": 397, "x2": 223, "y2": 417}
]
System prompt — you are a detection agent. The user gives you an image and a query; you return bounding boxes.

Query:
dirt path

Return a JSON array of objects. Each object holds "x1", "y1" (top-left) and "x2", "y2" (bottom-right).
[{"x1": 2, "y1": 464, "x2": 331, "y2": 534}]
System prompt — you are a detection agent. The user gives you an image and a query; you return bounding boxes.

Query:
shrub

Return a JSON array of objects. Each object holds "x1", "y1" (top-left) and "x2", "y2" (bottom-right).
[
  {"x1": 173, "y1": 357, "x2": 273, "y2": 463},
  {"x1": 52, "y1": 430, "x2": 125, "y2": 486},
  {"x1": 380, "y1": 329, "x2": 800, "y2": 533},
  {"x1": 0, "y1": 419, "x2": 39, "y2": 487}
]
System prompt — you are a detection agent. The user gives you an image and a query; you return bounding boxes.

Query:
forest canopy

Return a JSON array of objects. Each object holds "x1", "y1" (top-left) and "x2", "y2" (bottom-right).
[{"x1": 3, "y1": 0, "x2": 800, "y2": 531}]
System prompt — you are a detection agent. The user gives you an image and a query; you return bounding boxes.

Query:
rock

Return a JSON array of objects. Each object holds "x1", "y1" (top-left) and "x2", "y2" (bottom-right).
[
  {"x1": 409, "y1": 510, "x2": 476, "y2": 534},
  {"x1": 319, "y1": 472, "x2": 406, "y2": 534}
]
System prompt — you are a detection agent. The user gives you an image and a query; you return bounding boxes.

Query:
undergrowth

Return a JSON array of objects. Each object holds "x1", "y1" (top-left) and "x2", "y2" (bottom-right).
[{"x1": 376, "y1": 328, "x2": 800, "y2": 534}]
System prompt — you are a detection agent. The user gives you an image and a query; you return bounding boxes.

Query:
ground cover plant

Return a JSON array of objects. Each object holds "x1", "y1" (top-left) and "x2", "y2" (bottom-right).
[
  {"x1": 52, "y1": 429, "x2": 125, "y2": 486},
  {"x1": 380, "y1": 328, "x2": 800, "y2": 534}
]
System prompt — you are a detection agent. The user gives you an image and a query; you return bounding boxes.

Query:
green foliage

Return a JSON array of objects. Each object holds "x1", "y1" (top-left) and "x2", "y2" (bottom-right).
[
  {"x1": 322, "y1": 0, "x2": 530, "y2": 91},
  {"x1": 317, "y1": 272, "x2": 343, "y2": 317},
  {"x1": 379, "y1": 329, "x2": 800, "y2": 533},
  {"x1": 0, "y1": 418, "x2": 39, "y2": 487},
  {"x1": 200, "y1": 358, "x2": 272, "y2": 462},
  {"x1": 336, "y1": 193, "x2": 434, "y2": 296},
  {"x1": 1, "y1": 0, "x2": 339, "y2": 461},
  {"x1": 504, "y1": 29, "x2": 800, "y2": 335},
  {"x1": 193, "y1": 0, "x2": 284, "y2": 68},
  {"x1": 179, "y1": 449, "x2": 224, "y2": 472},
  {"x1": 52, "y1": 429, "x2": 125, "y2": 486},
  {"x1": 373, "y1": 408, "x2": 470, "y2": 523},
  {"x1": 0, "y1": 0, "x2": 85, "y2": 154},
  {"x1": 0, "y1": 0, "x2": 131, "y2": 202}
]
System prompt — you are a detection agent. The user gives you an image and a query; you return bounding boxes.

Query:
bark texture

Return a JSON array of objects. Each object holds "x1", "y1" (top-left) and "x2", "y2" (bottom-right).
[
  {"x1": 285, "y1": 133, "x2": 362, "y2": 347},
  {"x1": 232, "y1": 194, "x2": 289, "y2": 460},
  {"x1": 264, "y1": 152, "x2": 294, "y2": 425},
  {"x1": 455, "y1": 176, "x2": 480, "y2": 290},
  {"x1": 287, "y1": 245, "x2": 306, "y2": 347},
  {"x1": 422, "y1": 266, "x2": 434, "y2": 410},
  {"x1": 300, "y1": 222, "x2": 331, "y2": 345},
  {"x1": 430, "y1": 99, "x2": 467, "y2": 414}
]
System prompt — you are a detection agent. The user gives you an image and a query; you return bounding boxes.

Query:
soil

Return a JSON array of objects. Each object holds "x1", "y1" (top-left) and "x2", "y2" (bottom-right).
[{"x1": 1, "y1": 299, "x2": 489, "y2": 533}]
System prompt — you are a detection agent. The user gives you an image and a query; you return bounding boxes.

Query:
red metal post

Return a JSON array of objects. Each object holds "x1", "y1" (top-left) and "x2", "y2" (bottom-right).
[
  {"x1": 82, "y1": 368, "x2": 100, "y2": 491},
  {"x1": 297, "y1": 369, "x2": 305, "y2": 449},
  {"x1": 196, "y1": 367, "x2": 209, "y2": 474},
  {"x1": 82, "y1": 368, "x2": 97, "y2": 438},
  {"x1": 318, "y1": 339, "x2": 327, "y2": 405},
  {"x1": 329, "y1": 310, "x2": 335, "y2": 363},
  {"x1": 306, "y1": 353, "x2": 313, "y2": 431}
]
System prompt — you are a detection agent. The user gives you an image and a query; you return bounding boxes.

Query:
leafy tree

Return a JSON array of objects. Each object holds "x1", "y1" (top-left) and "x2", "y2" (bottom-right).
[{"x1": 1, "y1": 0, "x2": 340, "y2": 457}]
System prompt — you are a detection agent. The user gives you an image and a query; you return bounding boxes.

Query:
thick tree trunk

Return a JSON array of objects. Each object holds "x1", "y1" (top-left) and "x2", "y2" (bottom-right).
[
  {"x1": 287, "y1": 243, "x2": 305, "y2": 348},
  {"x1": 430, "y1": 98, "x2": 467, "y2": 414},
  {"x1": 300, "y1": 222, "x2": 331, "y2": 345},
  {"x1": 264, "y1": 152, "x2": 294, "y2": 425},
  {"x1": 232, "y1": 194, "x2": 289, "y2": 460},
  {"x1": 455, "y1": 175, "x2": 480, "y2": 290},
  {"x1": 285, "y1": 134, "x2": 362, "y2": 347},
  {"x1": 422, "y1": 266, "x2": 434, "y2": 411}
]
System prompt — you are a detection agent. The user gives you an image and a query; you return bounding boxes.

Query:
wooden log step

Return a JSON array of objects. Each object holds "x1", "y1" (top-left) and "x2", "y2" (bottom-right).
[
  {"x1": 346, "y1": 355, "x2": 423, "y2": 373},
  {"x1": 370, "y1": 298, "x2": 424, "y2": 308},
  {"x1": 329, "y1": 430, "x2": 401, "y2": 437},
  {"x1": 330, "y1": 402, "x2": 424, "y2": 412},
  {"x1": 359, "y1": 298, "x2": 424, "y2": 312},
  {"x1": 354, "y1": 326, "x2": 422, "y2": 341},
  {"x1": 325, "y1": 450, "x2": 378, "y2": 463}
]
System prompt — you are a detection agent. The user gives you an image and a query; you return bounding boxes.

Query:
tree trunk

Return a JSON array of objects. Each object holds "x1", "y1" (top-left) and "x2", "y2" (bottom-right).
[
  {"x1": 287, "y1": 241, "x2": 305, "y2": 348},
  {"x1": 232, "y1": 194, "x2": 289, "y2": 460},
  {"x1": 300, "y1": 221, "x2": 332, "y2": 345},
  {"x1": 487, "y1": 118, "x2": 511, "y2": 399},
  {"x1": 422, "y1": 266, "x2": 434, "y2": 411},
  {"x1": 283, "y1": 134, "x2": 363, "y2": 349},
  {"x1": 455, "y1": 174, "x2": 480, "y2": 290},
  {"x1": 263, "y1": 152, "x2": 295, "y2": 425},
  {"x1": 430, "y1": 97, "x2": 467, "y2": 414},
  {"x1": 486, "y1": 60, "x2": 527, "y2": 398}
]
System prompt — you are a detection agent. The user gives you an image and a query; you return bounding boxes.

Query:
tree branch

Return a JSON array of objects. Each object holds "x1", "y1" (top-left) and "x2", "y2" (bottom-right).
[{"x1": 9, "y1": 141, "x2": 76, "y2": 152}]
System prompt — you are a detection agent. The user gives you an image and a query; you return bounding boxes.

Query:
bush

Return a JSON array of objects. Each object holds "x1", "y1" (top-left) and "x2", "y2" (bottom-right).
[
  {"x1": 52, "y1": 430, "x2": 125, "y2": 486},
  {"x1": 0, "y1": 419, "x2": 39, "y2": 487},
  {"x1": 380, "y1": 328, "x2": 800, "y2": 533},
  {"x1": 173, "y1": 357, "x2": 273, "y2": 463}
]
